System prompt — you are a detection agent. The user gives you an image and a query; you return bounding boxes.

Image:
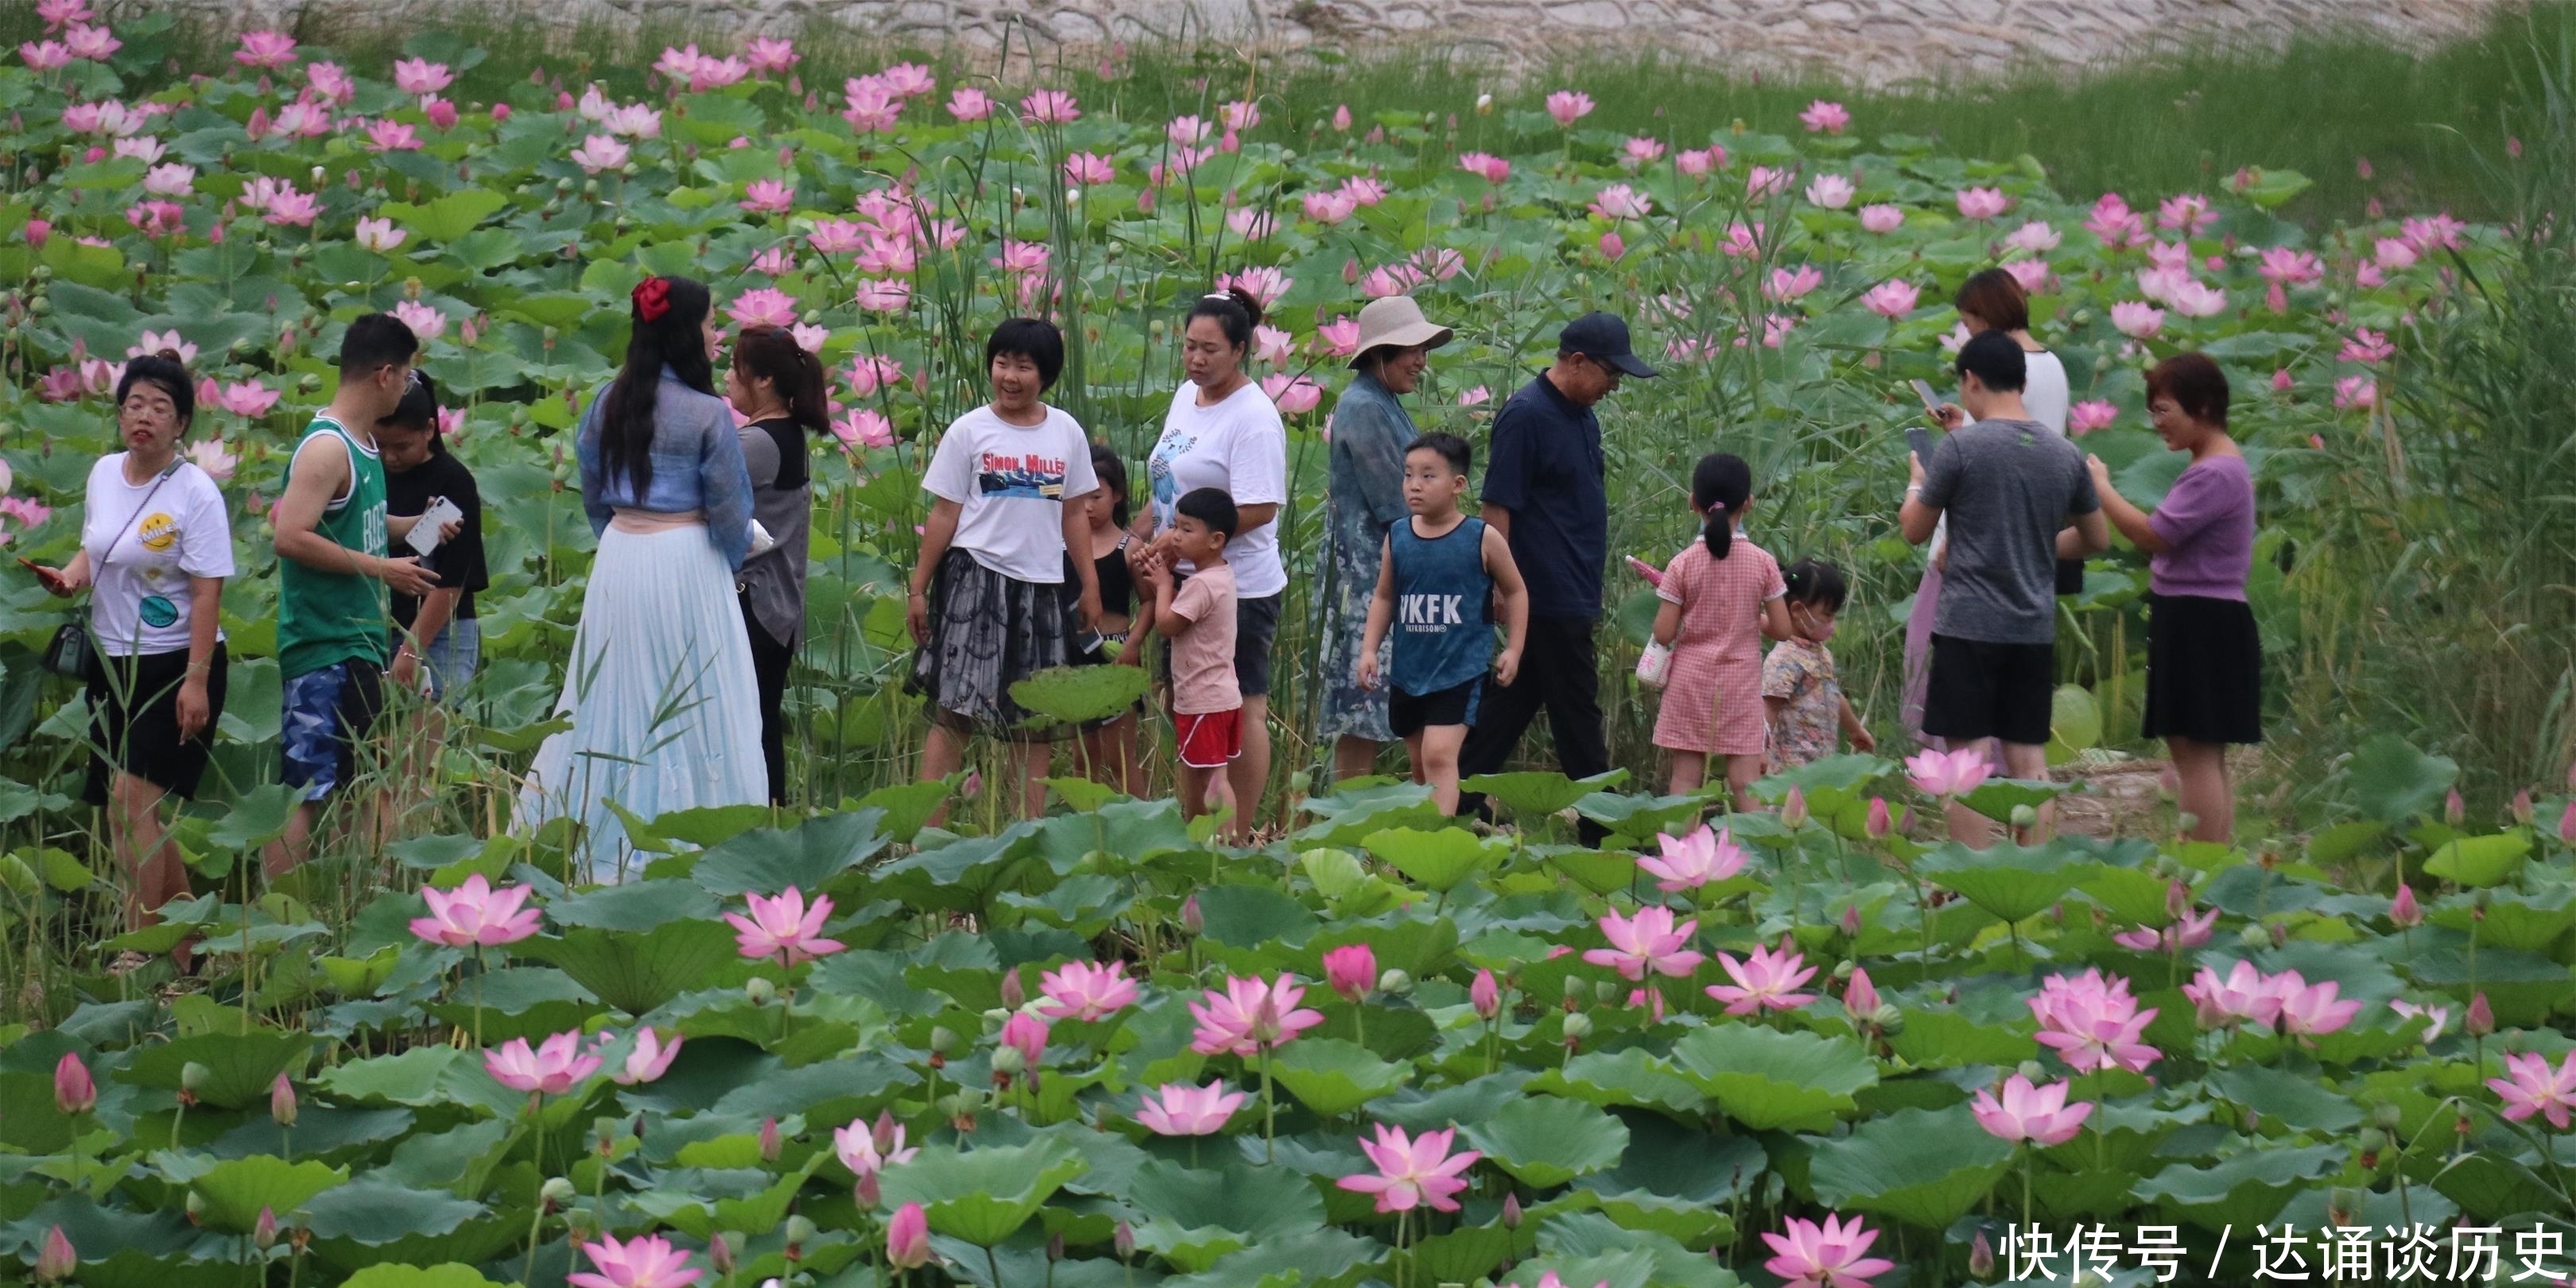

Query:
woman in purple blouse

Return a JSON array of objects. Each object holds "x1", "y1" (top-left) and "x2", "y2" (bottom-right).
[{"x1": 2081, "y1": 353, "x2": 2258, "y2": 843}]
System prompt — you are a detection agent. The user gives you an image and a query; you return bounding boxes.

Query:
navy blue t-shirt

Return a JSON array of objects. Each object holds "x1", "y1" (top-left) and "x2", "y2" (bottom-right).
[{"x1": 1481, "y1": 374, "x2": 1606, "y2": 619}]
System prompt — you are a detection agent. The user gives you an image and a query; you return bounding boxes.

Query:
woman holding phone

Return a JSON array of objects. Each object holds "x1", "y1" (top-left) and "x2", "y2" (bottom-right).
[{"x1": 29, "y1": 351, "x2": 234, "y2": 951}]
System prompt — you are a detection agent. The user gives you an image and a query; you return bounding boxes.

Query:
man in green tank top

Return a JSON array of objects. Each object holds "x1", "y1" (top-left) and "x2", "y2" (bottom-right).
[{"x1": 267, "y1": 315, "x2": 454, "y2": 875}]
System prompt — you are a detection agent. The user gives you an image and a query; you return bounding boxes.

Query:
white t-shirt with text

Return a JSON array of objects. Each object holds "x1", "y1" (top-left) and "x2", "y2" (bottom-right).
[
  {"x1": 82, "y1": 453, "x2": 235, "y2": 656},
  {"x1": 1147, "y1": 380, "x2": 1290, "y2": 597},
  {"x1": 922, "y1": 402, "x2": 1097, "y2": 584}
]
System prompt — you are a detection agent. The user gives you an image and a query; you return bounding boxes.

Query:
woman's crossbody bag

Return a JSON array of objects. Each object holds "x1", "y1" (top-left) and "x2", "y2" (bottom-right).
[{"x1": 41, "y1": 460, "x2": 184, "y2": 681}]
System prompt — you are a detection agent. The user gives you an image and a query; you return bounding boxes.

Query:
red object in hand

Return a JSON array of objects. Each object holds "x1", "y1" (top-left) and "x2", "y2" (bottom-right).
[{"x1": 1624, "y1": 555, "x2": 1665, "y2": 588}]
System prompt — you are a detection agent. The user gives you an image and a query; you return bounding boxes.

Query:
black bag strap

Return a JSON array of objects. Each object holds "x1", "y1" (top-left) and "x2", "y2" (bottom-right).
[{"x1": 91, "y1": 458, "x2": 186, "y2": 580}]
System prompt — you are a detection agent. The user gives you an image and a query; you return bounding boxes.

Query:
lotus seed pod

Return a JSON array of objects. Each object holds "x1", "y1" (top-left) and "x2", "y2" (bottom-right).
[
  {"x1": 1593, "y1": 980, "x2": 1621, "y2": 1005},
  {"x1": 181, "y1": 1061, "x2": 211, "y2": 1092},
  {"x1": 1870, "y1": 1003, "x2": 1903, "y2": 1033},
  {"x1": 1560, "y1": 1012, "x2": 1593, "y2": 1040},
  {"x1": 992, "y1": 1046, "x2": 1027, "y2": 1076},
  {"x1": 2237, "y1": 923, "x2": 2270, "y2": 950},
  {"x1": 745, "y1": 977, "x2": 776, "y2": 1004},
  {"x1": 2009, "y1": 804, "x2": 2038, "y2": 828},
  {"x1": 930, "y1": 1026, "x2": 959, "y2": 1055},
  {"x1": 1378, "y1": 968, "x2": 1412, "y2": 996},
  {"x1": 1562, "y1": 975, "x2": 1585, "y2": 1003},
  {"x1": 540, "y1": 1177, "x2": 576, "y2": 1207},
  {"x1": 2357, "y1": 1127, "x2": 2388, "y2": 1155},
  {"x1": 785, "y1": 1215, "x2": 818, "y2": 1247}
]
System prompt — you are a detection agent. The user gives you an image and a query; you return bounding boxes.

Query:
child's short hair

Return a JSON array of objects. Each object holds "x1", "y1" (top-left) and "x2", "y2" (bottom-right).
[
  {"x1": 1406, "y1": 432, "x2": 1472, "y2": 477},
  {"x1": 1783, "y1": 558, "x2": 1849, "y2": 611},
  {"x1": 985, "y1": 317, "x2": 1065, "y2": 390},
  {"x1": 1174, "y1": 487, "x2": 1238, "y2": 539}
]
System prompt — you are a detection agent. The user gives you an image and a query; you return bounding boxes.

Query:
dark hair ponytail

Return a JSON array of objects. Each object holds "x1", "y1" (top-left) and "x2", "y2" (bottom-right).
[
  {"x1": 1691, "y1": 452, "x2": 1754, "y2": 560},
  {"x1": 1782, "y1": 557, "x2": 1849, "y2": 611},
  {"x1": 1185, "y1": 285, "x2": 1264, "y2": 355},
  {"x1": 598, "y1": 274, "x2": 714, "y2": 499},
  {"x1": 731, "y1": 324, "x2": 826, "y2": 491}
]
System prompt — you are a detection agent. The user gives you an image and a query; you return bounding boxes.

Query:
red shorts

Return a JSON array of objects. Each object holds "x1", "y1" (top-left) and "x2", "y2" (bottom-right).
[{"x1": 1175, "y1": 708, "x2": 1242, "y2": 769}]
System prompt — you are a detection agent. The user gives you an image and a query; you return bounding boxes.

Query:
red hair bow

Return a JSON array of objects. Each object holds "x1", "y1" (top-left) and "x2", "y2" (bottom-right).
[{"x1": 631, "y1": 276, "x2": 672, "y2": 323}]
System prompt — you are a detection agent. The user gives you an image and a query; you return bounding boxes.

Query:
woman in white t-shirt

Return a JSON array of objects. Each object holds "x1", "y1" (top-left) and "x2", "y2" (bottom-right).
[
  {"x1": 907, "y1": 318, "x2": 1102, "y2": 818},
  {"x1": 1137, "y1": 285, "x2": 1290, "y2": 843},
  {"x1": 28, "y1": 351, "x2": 235, "y2": 946}
]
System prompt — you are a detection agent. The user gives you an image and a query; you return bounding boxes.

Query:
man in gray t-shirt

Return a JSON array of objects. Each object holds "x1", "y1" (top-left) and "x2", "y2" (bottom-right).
[{"x1": 1899, "y1": 330, "x2": 2108, "y2": 842}]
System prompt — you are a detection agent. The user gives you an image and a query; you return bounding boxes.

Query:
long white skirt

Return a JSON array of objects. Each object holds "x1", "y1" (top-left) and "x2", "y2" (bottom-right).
[{"x1": 518, "y1": 524, "x2": 766, "y2": 881}]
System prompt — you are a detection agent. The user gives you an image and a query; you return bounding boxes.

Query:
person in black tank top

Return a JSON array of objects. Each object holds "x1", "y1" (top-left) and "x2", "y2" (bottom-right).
[{"x1": 1074, "y1": 447, "x2": 1148, "y2": 794}]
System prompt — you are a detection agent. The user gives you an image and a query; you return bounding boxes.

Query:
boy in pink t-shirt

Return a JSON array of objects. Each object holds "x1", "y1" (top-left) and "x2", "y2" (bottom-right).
[{"x1": 1142, "y1": 487, "x2": 1241, "y2": 831}]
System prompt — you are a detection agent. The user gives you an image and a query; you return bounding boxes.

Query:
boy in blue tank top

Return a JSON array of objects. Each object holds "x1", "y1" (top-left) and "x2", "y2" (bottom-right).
[{"x1": 1359, "y1": 433, "x2": 1530, "y2": 814}]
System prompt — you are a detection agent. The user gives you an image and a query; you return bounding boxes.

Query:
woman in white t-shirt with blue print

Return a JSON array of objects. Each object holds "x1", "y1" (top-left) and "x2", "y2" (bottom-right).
[
  {"x1": 1138, "y1": 285, "x2": 1290, "y2": 842},
  {"x1": 907, "y1": 318, "x2": 1103, "y2": 819},
  {"x1": 27, "y1": 351, "x2": 234, "y2": 948}
]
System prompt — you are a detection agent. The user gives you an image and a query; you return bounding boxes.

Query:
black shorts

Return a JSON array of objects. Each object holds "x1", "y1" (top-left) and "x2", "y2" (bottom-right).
[
  {"x1": 2142, "y1": 593, "x2": 2263, "y2": 745},
  {"x1": 85, "y1": 646, "x2": 228, "y2": 804},
  {"x1": 1390, "y1": 678, "x2": 1482, "y2": 738},
  {"x1": 1921, "y1": 633, "x2": 2054, "y2": 747}
]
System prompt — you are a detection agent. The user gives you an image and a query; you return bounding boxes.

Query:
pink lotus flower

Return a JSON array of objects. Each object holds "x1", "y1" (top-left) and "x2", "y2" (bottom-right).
[
  {"x1": 1746, "y1": 165, "x2": 1794, "y2": 200},
  {"x1": 2334, "y1": 375, "x2": 2376, "y2": 410},
  {"x1": 2389, "y1": 883, "x2": 2423, "y2": 928},
  {"x1": 601, "y1": 103, "x2": 661, "y2": 139},
  {"x1": 1764, "y1": 264, "x2": 1822, "y2": 302},
  {"x1": 129, "y1": 329, "x2": 197, "y2": 365},
  {"x1": 834, "y1": 1113, "x2": 920, "y2": 1178},
  {"x1": 1220, "y1": 99, "x2": 1259, "y2": 131},
  {"x1": 1676, "y1": 145, "x2": 1724, "y2": 178},
  {"x1": 2275, "y1": 972, "x2": 2362, "y2": 1036},
  {"x1": 423, "y1": 98, "x2": 460, "y2": 131},
  {"x1": 1216, "y1": 266, "x2": 1290, "y2": 308},
  {"x1": 2260, "y1": 246, "x2": 2323, "y2": 285},
  {"x1": 946, "y1": 87, "x2": 993, "y2": 121},
  {"x1": 2489, "y1": 1050, "x2": 2576, "y2": 1130},
  {"x1": 2085, "y1": 193, "x2": 2146, "y2": 247},
  {"x1": 654, "y1": 44, "x2": 709, "y2": 82},
  {"x1": 741, "y1": 179, "x2": 794, "y2": 215},
  {"x1": 1545, "y1": 90, "x2": 1594, "y2": 126},
  {"x1": 1906, "y1": 747, "x2": 1992, "y2": 797},
  {"x1": 1472, "y1": 969, "x2": 1501, "y2": 1020},
  {"x1": 2167, "y1": 280, "x2": 2229, "y2": 319},
  {"x1": 846, "y1": 354, "x2": 905, "y2": 398},
  {"x1": 835, "y1": 409, "x2": 896, "y2": 448},
  {"x1": 2403, "y1": 213, "x2": 2467, "y2": 253},
  {"x1": 2112, "y1": 906, "x2": 2217, "y2": 952},
  {"x1": 54, "y1": 1052, "x2": 93, "y2": 1115},
  {"x1": 1865, "y1": 797, "x2": 1893, "y2": 839},
  {"x1": 212, "y1": 379, "x2": 280, "y2": 418},
  {"x1": 1805, "y1": 174, "x2": 1856, "y2": 210},
  {"x1": 841, "y1": 82, "x2": 903, "y2": 134},
  {"x1": 570, "y1": 135, "x2": 630, "y2": 174},
  {"x1": 1856, "y1": 204, "x2": 1904, "y2": 235},
  {"x1": 1038, "y1": 960, "x2": 1138, "y2": 1022},
  {"x1": 186, "y1": 439, "x2": 239, "y2": 483},
  {"x1": 1189, "y1": 974, "x2": 1325, "y2": 1057},
  {"x1": 235, "y1": 29, "x2": 298, "y2": 68},
  {"x1": 884, "y1": 1202, "x2": 931, "y2": 1270},
  {"x1": 1955, "y1": 187, "x2": 2010, "y2": 220},
  {"x1": 1136, "y1": 1081, "x2": 1246, "y2": 1136},
  {"x1": 570, "y1": 1232, "x2": 703, "y2": 1288},
  {"x1": 1457, "y1": 152, "x2": 1511, "y2": 185},
  {"x1": 1339, "y1": 176, "x2": 1387, "y2": 207},
  {"x1": 1335, "y1": 1124, "x2": 1480, "y2": 1212},
  {"x1": 724, "y1": 887, "x2": 847, "y2": 967},
  {"x1": 19, "y1": 41, "x2": 68, "y2": 71},
  {"x1": 751, "y1": 247, "x2": 797, "y2": 277},
  {"x1": 727, "y1": 287, "x2": 798, "y2": 329},
  {"x1": 1763, "y1": 1213, "x2": 1895, "y2": 1288},
  {"x1": 1262, "y1": 373, "x2": 1323, "y2": 415},
  {"x1": 610, "y1": 1027, "x2": 681, "y2": 1085},
  {"x1": 855, "y1": 279, "x2": 912, "y2": 313},
  {"x1": 1457, "y1": 386, "x2": 1490, "y2": 407},
  {"x1": 1596, "y1": 231, "x2": 1624, "y2": 262},
  {"x1": 485, "y1": 1030, "x2": 604, "y2": 1096},
  {"x1": 1706, "y1": 942, "x2": 1818, "y2": 1015},
  {"x1": 393, "y1": 57, "x2": 453, "y2": 96},
  {"x1": 2111, "y1": 301, "x2": 2167, "y2": 339},
  {"x1": 1062, "y1": 151, "x2": 1116, "y2": 187},
  {"x1": 879, "y1": 63, "x2": 935, "y2": 98},
  {"x1": 2156, "y1": 192, "x2": 2215, "y2": 235},
  {"x1": 2031, "y1": 969, "x2": 2159, "y2": 1074},
  {"x1": 33, "y1": 1225, "x2": 72, "y2": 1282},
  {"x1": 62, "y1": 22, "x2": 114, "y2": 60},
  {"x1": 1583, "y1": 905, "x2": 1705, "y2": 982},
  {"x1": 392, "y1": 300, "x2": 447, "y2": 342},
  {"x1": 305, "y1": 60, "x2": 355, "y2": 104},
  {"x1": 1332, "y1": 103, "x2": 1352, "y2": 130},
  {"x1": 1019, "y1": 90, "x2": 1079, "y2": 124},
  {"x1": 806, "y1": 219, "x2": 867, "y2": 255},
  {"x1": 1000, "y1": 1011, "x2": 1049, "y2": 1069},
  {"x1": 1302, "y1": 190, "x2": 1358, "y2": 225},
  {"x1": 1323, "y1": 944, "x2": 1377, "y2": 1004},
  {"x1": 1860, "y1": 280, "x2": 1918, "y2": 319},
  {"x1": 1799, "y1": 99, "x2": 1852, "y2": 134},
  {"x1": 1166, "y1": 114, "x2": 1212, "y2": 146},
  {"x1": 1637, "y1": 824, "x2": 1747, "y2": 891},
  {"x1": 408, "y1": 874, "x2": 539, "y2": 947},
  {"x1": 1623, "y1": 136, "x2": 1667, "y2": 166},
  {"x1": 743, "y1": 37, "x2": 798, "y2": 75},
  {"x1": 2388, "y1": 999, "x2": 2450, "y2": 1041},
  {"x1": 1971, "y1": 1073, "x2": 2093, "y2": 1146},
  {"x1": 2004, "y1": 259, "x2": 2051, "y2": 295},
  {"x1": 1313, "y1": 316, "x2": 1361, "y2": 357},
  {"x1": 33, "y1": 1, "x2": 83, "y2": 34},
  {"x1": 2340, "y1": 328, "x2": 2396, "y2": 365},
  {"x1": 2374, "y1": 237, "x2": 2419, "y2": 274},
  {"x1": 2064, "y1": 400, "x2": 2119, "y2": 435}
]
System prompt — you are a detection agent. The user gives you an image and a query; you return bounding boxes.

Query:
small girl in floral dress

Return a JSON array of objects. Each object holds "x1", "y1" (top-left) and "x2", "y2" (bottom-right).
[{"x1": 1763, "y1": 559, "x2": 1877, "y2": 768}]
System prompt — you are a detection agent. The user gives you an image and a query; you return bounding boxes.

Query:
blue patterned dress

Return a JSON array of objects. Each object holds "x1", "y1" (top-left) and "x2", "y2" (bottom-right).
[{"x1": 1316, "y1": 371, "x2": 1418, "y2": 743}]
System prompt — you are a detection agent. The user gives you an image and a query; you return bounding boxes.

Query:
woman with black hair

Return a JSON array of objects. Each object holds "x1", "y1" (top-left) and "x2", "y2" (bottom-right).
[
  {"x1": 27, "y1": 351, "x2": 233, "y2": 943},
  {"x1": 377, "y1": 371, "x2": 487, "y2": 705},
  {"x1": 521, "y1": 275, "x2": 764, "y2": 878},
  {"x1": 726, "y1": 324, "x2": 825, "y2": 805},
  {"x1": 1139, "y1": 285, "x2": 1289, "y2": 843}
]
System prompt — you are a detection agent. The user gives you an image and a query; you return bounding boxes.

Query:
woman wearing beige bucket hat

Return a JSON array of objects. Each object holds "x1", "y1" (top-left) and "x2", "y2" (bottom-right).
[{"x1": 1317, "y1": 293, "x2": 1455, "y2": 782}]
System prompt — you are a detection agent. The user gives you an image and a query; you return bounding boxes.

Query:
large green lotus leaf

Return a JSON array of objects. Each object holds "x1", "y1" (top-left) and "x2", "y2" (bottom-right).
[
  {"x1": 692, "y1": 808, "x2": 888, "y2": 898},
  {"x1": 2077, "y1": 865, "x2": 2177, "y2": 928},
  {"x1": 1573, "y1": 790, "x2": 1713, "y2": 842},
  {"x1": 1544, "y1": 848, "x2": 1640, "y2": 897},
  {"x1": 1761, "y1": 754, "x2": 1892, "y2": 796},
  {"x1": 1193, "y1": 883, "x2": 1322, "y2": 949},
  {"x1": 314, "y1": 1046, "x2": 468, "y2": 1108},
  {"x1": 1806, "y1": 1105, "x2": 2015, "y2": 1230},
  {"x1": 2204, "y1": 1064, "x2": 2361, "y2": 1134},
  {"x1": 1404, "y1": 1224, "x2": 1517, "y2": 1285},
  {"x1": 2423, "y1": 829, "x2": 2531, "y2": 887},
  {"x1": 1463, "y1": 1093, "x2": 1629, "y2": 1187},
  {"x1": 340, "y1": 1267, "x2": 507, "y2": 1288},
  {"x1": 1363, "y1": 827, "x2": 1505, "y2": 894},
  {"x1": 879, "y1": 1137, "x2": 1088, "y2": 1247},
  {"x1": 1270, "y1": 1038, "x2": 1412, "y2": 1116},
  {"x1": 2133, "y1": 1145, "x2": 2342, "y2": 1230},
  {"x1": 207, "y1": 1106, "x2": 414, "y2": 1162},
  {"x1": 2427, "y1": 885, "x2": 2576, "y2": 953},
  {"x1": 1669, "y1": 1025, "x2": 1877, "y2": 1132},
  {"x1": 209, "y1": 783, "x2": 300, "y2": 852},
  {"x1": 512, "y1": 918, "x2": 741, "y2": 1016},
  {"x1": 301, "y1": 1175, "x2": 485, "y2": 1244},
  {"x1": 1011, "y1": 664, "x2": 1151, "y2": 724},
  {"x1": 1035, "y1": 798, "x2": 1197, "y2": 875},
  {"x1": 871, "y1": 827, "x2": 1046, "y2": 913},
  {"x1": 1955, "y1": 777, "x2": 2068, "y2": 824},
  {"x1": 1461, "y1": 770, "x2": 1630, "y2": 817},
  {"x1": 708, "y1": 1052, "x2": 920, "y2": 1122},
  {"x1": 543, "y1": 879, "x2": 721, "y2": 932},
  {"x1": 1884, "y1": 1007, "x2": 2039, "y2": 1069},
  {"x1": 2345, "y1": 734, "x2": 2459, "y2": 824},
  {"x1": 1915, "y1": 840, "x2": 2098, "y2": 924},
  {"x1": 70, "y1": 1254, "x2": 244, "y2": 1288},
  {"x1": 855, "y1": 779, "x2": 953, "y2": 844},
  {"x1": 1127, "y1": 1158, "x2": 1326, "y2": 1272},
  {"x1": 1530, "y1": 1212, "x2": 1741, "y2": 1288},
  {"x1": 120, "y1": 1030, "x2": 313, "y2": 1111},
  {"x1": 2433, "y1": 1151, "x2": 2563, "y2": 1220},
  {"x1": 191, "y1": 1155, "x2": 349, "y2": 1232},
  {"x1": 1295, "y1": 782, "x2": 1445, "y2": 848},
  {"x1": 662, "y1": 1156, "x2": 823, "y2": 1240},
  {"x1": 1158, "y1": 1227, "x2": 1380, "y2": 1288},
  {"x1": 1371, "y1": 1071, "x2": 1536, "y2": 1135},
  {"x1": 1528, "y1": 1048, "x2": 1707, "y2": 1117},
  {"x1": 378, "y1": 1119, "x2": 518, "y2": 1197},
  {"x1": 382, "y1": 188, "x2": 510, "y2": 242}
]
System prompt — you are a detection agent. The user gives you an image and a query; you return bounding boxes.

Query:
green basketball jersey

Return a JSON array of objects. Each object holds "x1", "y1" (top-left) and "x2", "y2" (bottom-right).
[{"x1": 277, "y1": 415, "x2": 391, "y2": 678}]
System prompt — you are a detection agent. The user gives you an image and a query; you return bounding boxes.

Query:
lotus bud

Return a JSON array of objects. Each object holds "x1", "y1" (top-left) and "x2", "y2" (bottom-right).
[
  {"x1": 185, "y1": 1191, "x2": 207, "y2": 1224},
  {"x1": 1471, "y1": 968, "x2": 1501, "y2": 1021},
  {"x1": 1780, "y1": 786, "x2": 1809, "y2": 829},
  {"x1": 992, "y1": 1045, "x2": 1027, "y2": 1076},
  {"x1": 2560, "y1": 801, "x2": 2576, "y2": 847},
  {"x1": 2166, "y1": 879, "x2": 2191, "y2": 920},
  {"x1": 710, "y1": 1232, "x2": 739, "y2": 1273},
  {"x1": 297, "y1": 371, "x2": 323, "y2": 393},
  {"x1": 1048, "y1": 1232, "x2": 1066, "y2": 1263},
  {"x1": 1969, "y1": 1228, "x2": 1994, "y2": 1278},
  {"x1": 2467, "y1": 992, "x2": 2495, "y2": 1036},
  {"x1": 745, "y1": 977, "x2": 776, "y2": 1005},
  {"x1": 33, "y1": 1225, "x2": 73, "y2": 1283},
  {"x1": 541, "y1": 1177, "x2": 576, "y2": 1208},
  {"x1": 2357, "y1": 1127, "x2": 2388, "y2": 1156},
  {"x1": 254, "y1": 1207, "x2": 280, "y2": 1250},
  {"x1": 1843, "y1": 967, "x2": 1879, "y2": 1021},
  {"x1": 2268, "y1": 921, "x2": 2288, "y2": 949},
  {"x1": 53, "y1": 1053, "x2": 94, "y2": 1116},
  {"x1": 270, "y1": 1073, "x2": 297, "y2": 1127},
  {"x1": 2237, "y1": 923, "x2": 2270, "y2": 950},
  {"x1": 1379, "y1": 968, "x2": 1412, "y2": 996},
  {"x1": 2513, "y1": 788, "x2": 2535, "y2": 827},
  {"x1": 855, "y1": 1171, "x2": 880, "y2": 1210},
  {"x1": 1562, "y1": 975, "x2": 1584, "y2": 1010},
  {"x1": 1841, "y1": 905, "x2": 1862, "y2": 938},
  {"x1": 1502, "y1": 1193, "x2": 1523, "y2": 1228},
  {"x1": 759, "y1": 1116, "x2": 782, "y2": 1162},
  {"x1": 2009, "y1": 804, "x2": 2038, "y2": 828},
  {"x1": 1476, "y1": 93, "x2": 1494, "y2": 115},
  {"x1": 785, "y1": 1215, "x2": 817, "y2": 1248},
  {"x1": 1180, "y1": 893, "x2": 1203, "y2": 934},
  {"x1": 2390, "y1": 884, "x2": 2422, "y2": 928},
  {"x1": 1865, "y1": 797, "x2": 1891, "y2": 840},
  {"x1": 1560, "y1": 1012, "x2": 1593, "y2": 1041},
  {"x1": 1115, "y1": 1222, "x2": 1136, "y2": 1259},
  {"x1": 999, "y1": 969, "x2": 1025, "y2": 1010},
  {"x1": 182, "y1": 1061, "x2": 211, "y2": 1097}
]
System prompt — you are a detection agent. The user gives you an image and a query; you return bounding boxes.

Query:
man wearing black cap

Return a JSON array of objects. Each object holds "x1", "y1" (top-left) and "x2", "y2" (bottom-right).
[{"x1": 1459, "y1": 312, "x2": 1655, "y2": 817}]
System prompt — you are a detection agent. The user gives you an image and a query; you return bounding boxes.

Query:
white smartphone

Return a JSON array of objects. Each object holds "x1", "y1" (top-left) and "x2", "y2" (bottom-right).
[
  {"x1": 407, "y1": 497, "x2": 462, "y2": 557},
  {"x1": 1904, "y1": 381, "x2": 1942, "y2": 463}
]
